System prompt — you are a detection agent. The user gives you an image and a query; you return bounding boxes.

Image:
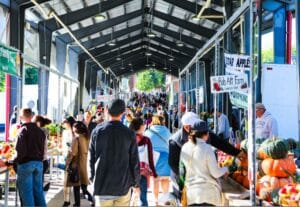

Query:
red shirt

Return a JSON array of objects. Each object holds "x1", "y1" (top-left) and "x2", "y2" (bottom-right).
[{"x1": 136, "y1": 134, "x2": 157, "y2": 177}]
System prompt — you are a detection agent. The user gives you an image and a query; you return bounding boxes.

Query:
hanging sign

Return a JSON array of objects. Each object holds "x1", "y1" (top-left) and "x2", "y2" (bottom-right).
[
  {"x1": 96, "y1": 95, "x2": 115, "y2": 102},
  {"x1": 210, "y1": 75, "x2": 248, "y2": 94},
  {"x1": 224, "y1": 53, "x2": 251, "y2": 74},
  {"x1": 0, "y1": 44, "x2": 20, "y2": 76},
  {"x1": 196, "y1": 86, "x2": 204, "y2": 104},
  {"x1": 225, "y1": 53, "x2": 250, "y2": 108}
]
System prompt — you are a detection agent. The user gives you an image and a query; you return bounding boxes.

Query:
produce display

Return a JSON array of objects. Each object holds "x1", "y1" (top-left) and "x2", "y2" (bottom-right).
[
  {"x1": 277, "y1": 184, "x2": 300, "y2": 206},
  {"x1": 218, "y1": 136, "x2": 300, "y2": 205}
]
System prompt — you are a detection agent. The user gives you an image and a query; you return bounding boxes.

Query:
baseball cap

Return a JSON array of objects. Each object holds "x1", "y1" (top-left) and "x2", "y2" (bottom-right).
[
  {"x1": 181, "y1": 112, "x2": 199, "y2": 126},
  {"x1": 255, "y1": 103, "x2": 266, "y2": 110},
  {"x1": 192, "y1": 120, "x2": 208, "y2": 133}
]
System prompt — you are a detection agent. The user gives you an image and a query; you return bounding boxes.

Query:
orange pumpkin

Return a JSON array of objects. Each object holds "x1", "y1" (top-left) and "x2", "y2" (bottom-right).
[
  {"x1": 242, "y1": 177, "x2": 249, "y2": 189},
  {"x1": 261, "y1": 158, "x2": 296, "y2": 178},
  {"x1": 236, "y1": 174, "x2": 245, "y2": 184},
  {"x1": 257, "y1": 148, "x2": 269, "y2": 160}
]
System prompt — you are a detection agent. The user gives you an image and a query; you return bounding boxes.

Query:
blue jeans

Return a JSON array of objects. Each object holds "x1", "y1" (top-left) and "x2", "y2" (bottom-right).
[
  {"x1": 140, "y1": 175, "x2": 148, "y2": 206},
  {"x1": 17, "y1": 161, "x2": 46, "y2": 207}
]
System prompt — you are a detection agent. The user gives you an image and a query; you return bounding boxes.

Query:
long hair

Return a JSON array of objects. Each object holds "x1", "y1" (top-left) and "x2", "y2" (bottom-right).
[
  {"x1": 129, "y1": 117, "x2": 144, "y2": 132},
  {"x1": 72, "y1": 121, "x2": 90, "y2": 139},
  {"x1": 32, "y1": 115, "x2": 52, "y2": 128}
]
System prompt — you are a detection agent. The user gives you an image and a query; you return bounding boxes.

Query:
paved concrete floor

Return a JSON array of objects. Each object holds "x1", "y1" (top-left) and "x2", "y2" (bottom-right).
[{"x1": 0, "y1": 168, "x2": 173, "y2": 207}]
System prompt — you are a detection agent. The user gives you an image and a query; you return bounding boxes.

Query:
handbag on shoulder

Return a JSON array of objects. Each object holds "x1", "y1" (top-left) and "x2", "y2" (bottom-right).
[{"x1": 67, "y1": 163, "x2": 79, "y2": 183}]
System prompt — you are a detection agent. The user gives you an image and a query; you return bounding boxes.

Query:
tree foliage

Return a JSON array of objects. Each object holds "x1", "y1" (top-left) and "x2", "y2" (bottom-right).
[
  {"x1": 0, "y1": 71, "x2": 5, "y2": 92},
  {"x1": 262, "y1": 47, "x2": 296, "y2": 63},
  {"x1": 136, "y1": 69, "x2": 166, "y2": 92}
]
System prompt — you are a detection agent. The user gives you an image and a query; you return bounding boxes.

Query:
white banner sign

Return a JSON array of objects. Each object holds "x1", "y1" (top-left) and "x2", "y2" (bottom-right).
[
  {"x1": 96, "y1": 95, "x2": 115, "y2": 102},
  {"x1": 210, "y1": 75, "x2": 248, "y2": 94},
  {"x1": 224, "y1": 53, "x2": 250, "y2": 73},
  {"x1": 225, "y1": 53, "x2": 250, "y2": 108},
  {"x1": 195, "y1": 86, "x2": 204, "y2": 104}
]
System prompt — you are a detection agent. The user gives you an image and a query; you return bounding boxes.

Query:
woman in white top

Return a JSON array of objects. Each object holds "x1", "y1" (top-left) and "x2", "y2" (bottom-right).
[{"x1": 180, "y1": 120, "x2": 228, "y2": 206}]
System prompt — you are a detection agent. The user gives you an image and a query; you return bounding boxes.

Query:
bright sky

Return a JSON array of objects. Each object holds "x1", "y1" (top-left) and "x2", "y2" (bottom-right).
[{"x1": 262, "y1": 18, "x2": 296, "y2": 50}]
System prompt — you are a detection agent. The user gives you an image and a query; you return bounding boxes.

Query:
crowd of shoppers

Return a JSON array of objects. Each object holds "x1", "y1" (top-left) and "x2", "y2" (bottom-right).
[{"x1": 4, "y1": 92, "x2": 278, "y2": 207}]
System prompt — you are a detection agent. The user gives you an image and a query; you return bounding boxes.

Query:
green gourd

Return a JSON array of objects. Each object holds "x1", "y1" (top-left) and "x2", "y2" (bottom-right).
[{"x1": 263, "y1": 139, "x2": 288, "y2": 159}]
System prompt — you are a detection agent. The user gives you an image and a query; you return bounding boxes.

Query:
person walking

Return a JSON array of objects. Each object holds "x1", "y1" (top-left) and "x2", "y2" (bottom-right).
[
  {"x1": 14, "y1": 108, "x2": 46, "y2": 207},
  {"x1": 89, "y1": 99, "x2": 140, "y2": 207},
  {"x1": 129, "y1": 117, "x2": 157, "y2": 206},
  {"x1": 61, "y1": 116, "x2": 76, "y2": 207},
  {"x1": 66, "y1": 121, "x2": 93, "y2": 207},
  {"x1": 144, "y1": 115, "x2": 171, "y2": 205},
  {"x1": 32, "y1": 115, "x2": 52, "y2": 191},
  {"x1": 255, "y1": 103, "x2": 278, "y2": 139},
  {"x1": 180, "y1": 120, "x2": 228, "y2": 206}
]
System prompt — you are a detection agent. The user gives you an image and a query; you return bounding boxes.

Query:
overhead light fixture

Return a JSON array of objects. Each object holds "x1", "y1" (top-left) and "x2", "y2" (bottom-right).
[
  {"x1": 128, "y1": 63, "x2": 132, "y2": 66},
  {"x1": 168, "y1": 56, "x2": 174, "y2": 61},
  {"x1": 176, "y1": 41, "x2": 184, "y2": 47},
  {"x1": 168, "y1": 48, "x2": 174, "y2": 61},
  {"x1": 116, "y1": 48, "x2": 121, "y2": 61},
  {"x1": 163, "y1": 59, "x2": 168, "y2": 70},
  {"x1": 176, "y1": 29, "x2": 184, "y2": 47},
  {"x1": 147, "y1": 31, "x2": 156, "y2": 38},
  {"x1": 108, "y1": 29, "x2": 116, "y2": 46},
  {"x1": 120, "y1": 59, "x2": 125, "y2": 70},
  {"x1": 145, "y1": 56, "x2": 150, "y2": 67},
  {"x1": 108, "y1": 41, "x2": 116, "y2": 47},
  {"x1": 145, "y1": 51, "x2": 152, "y2": 56},
  {"x1": 147, "y1": 1, "x2": 156, "y2": 38},
  {"x1": 95, "y1": 0, "x2": 106, "y2": 21},
  {"x1": 95, "y1": 14, "x2": 106, "y2": 22}
]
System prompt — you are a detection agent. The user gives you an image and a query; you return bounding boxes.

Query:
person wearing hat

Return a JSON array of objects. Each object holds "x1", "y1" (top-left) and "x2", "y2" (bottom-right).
[
  {"x1": 180, "y1": 120, "x2": 228, "y2": 206},
  {"x1": 168, "y1": 112, "x2": 244, "y2": 200},
  {"x1": 255, "y1": 103, "x2": 278, "y2": 139},
  {"x1": 89, "y1": 99, "x2": 140, "y2": 207}
]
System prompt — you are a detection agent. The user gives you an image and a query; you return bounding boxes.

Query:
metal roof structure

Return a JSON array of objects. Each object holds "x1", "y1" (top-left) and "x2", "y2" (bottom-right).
[{"x1": 20, "y1": 0, "x2": 243, "y2": 77}]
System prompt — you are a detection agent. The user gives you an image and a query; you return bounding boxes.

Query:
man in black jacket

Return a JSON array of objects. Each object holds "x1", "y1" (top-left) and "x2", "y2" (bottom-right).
[
  {"x1": 89, "y1": 99, "x2": 140, "y2": 207},
  {"x1": 168, "y1": 112, "x2": 245, "y2": 199},
  {"x1": 15, "y1": 108, "x2": 46, "y2": 207}
]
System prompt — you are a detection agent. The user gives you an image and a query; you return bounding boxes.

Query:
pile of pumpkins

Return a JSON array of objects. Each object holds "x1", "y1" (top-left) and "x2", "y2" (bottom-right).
[
  {"x1": 256, "y1": 138, "x2": 297, "y2": 203},
  {"x1": 229, "y1": 138, "x2": 265, "y2": 189},
  {"x1": 232, "y1": 137, "x2": 298, "y2": 203}
]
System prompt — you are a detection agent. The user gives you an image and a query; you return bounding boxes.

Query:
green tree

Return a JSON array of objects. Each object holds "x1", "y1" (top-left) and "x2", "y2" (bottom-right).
[
  {"x1": 262, "y1": 47, "x2": 296, "y2": 63},
  {"x1": 136, "y1": 69, "x2": 166, "y2": 92},
  {"x1": 261, "y1": 48, "x2": 274, "y2": 63},
  {"x1": 0, "y1": 71, "x2": 5, "y2": 92}
]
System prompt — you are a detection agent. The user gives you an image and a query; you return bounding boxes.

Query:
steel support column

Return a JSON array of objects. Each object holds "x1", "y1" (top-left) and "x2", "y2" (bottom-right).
[
  {"x1": 9, "y1": 0, "x2": 24, "y2": 129},
  {"x1": 286, "y1": 11, "x2": 293, "y2": 64},
  {"x1": 38, "y1": 22, "x2": 51, "y2": 114},
  {"x1": 296, "y1": 0, "x2": 300, "y2": 141},
  {"x1": 273, "y1": 7, "x2": 286, "y2": 63},
  {"x1": 256, "y1": 0, "x2": 262, "y2": 103}
]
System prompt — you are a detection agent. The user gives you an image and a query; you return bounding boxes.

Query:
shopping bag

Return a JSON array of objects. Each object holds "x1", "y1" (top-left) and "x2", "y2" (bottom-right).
[{"x1": 181, "y1": 186, "x2": 187, "y2": 207}]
